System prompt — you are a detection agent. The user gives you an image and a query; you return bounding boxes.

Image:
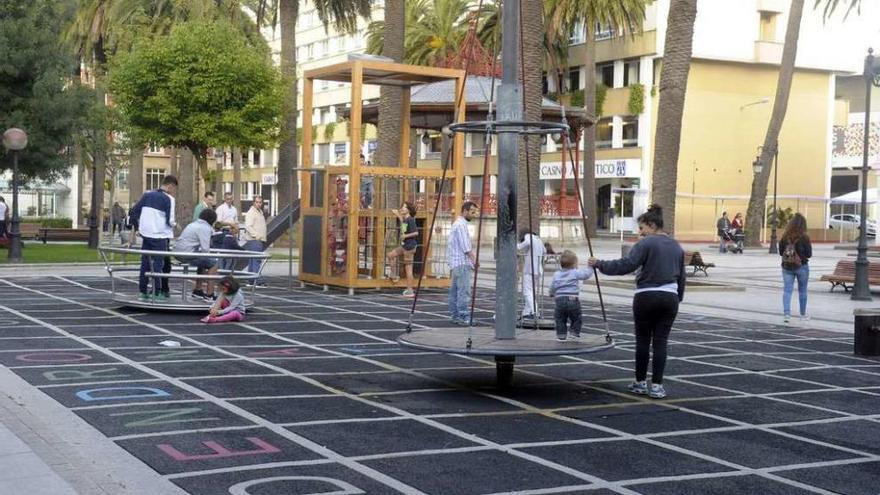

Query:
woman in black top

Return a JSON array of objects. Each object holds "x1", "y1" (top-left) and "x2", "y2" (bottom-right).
[
  {"x1": 779, "y1": 213, "x2": 812, "y2": 324},
  {"x1": 588, "y1": 205, "x2": 685, "y2": 399}
]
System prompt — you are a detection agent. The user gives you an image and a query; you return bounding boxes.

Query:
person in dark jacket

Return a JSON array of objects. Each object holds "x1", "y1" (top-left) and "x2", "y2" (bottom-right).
[
  {"x1": 589, "y1": 204, "x2": 685, "y2": 399},
  {"x1": 778, "y1": 213, "x2": 812, "y2": 324},
  {"x1": 716, "y1": 212, "x2": 731, "y2": 253}
]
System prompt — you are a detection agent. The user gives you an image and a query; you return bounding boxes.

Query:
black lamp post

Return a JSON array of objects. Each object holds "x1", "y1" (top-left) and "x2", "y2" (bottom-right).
[
  {"x1": 3, "y1": 128, "x2": 27, "y2": 263},
  {"x1": 752, "y1": 144, "x2": 779, "y2": 254},
  {"x1": 852, "y1": 48, "x2": 880, "y2": 301},
  {"x1": 87, "y1": 151, "x2": 99, "y2": 248}
]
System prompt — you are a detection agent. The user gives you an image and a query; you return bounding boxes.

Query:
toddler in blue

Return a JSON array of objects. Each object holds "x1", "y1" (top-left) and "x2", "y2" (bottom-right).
[{"x1": 549, "y1": 250, "x2": 594, "y2": 341}]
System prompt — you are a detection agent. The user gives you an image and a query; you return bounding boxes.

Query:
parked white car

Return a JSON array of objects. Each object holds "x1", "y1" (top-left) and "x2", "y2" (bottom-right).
[{"x1": 829, "y1": 214, "x2": 876, "y2": 236}]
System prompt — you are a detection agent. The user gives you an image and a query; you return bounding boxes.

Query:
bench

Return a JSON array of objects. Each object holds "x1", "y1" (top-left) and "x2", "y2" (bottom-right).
[
  {"x1": 18, "y1": 223, "x2": 40, "y2": 240},
  {"x1": 820, "y1": 259, "x2": 880, "y2": 292},
  {"x1": 685, "y1": 251, "x2": 715, "y2": 277},
  {"x1": 38, "y1": 227, "x2": 90, "y2": 243}
]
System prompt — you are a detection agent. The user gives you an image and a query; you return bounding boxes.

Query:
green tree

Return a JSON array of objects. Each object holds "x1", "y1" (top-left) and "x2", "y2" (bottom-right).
[
  {"x1": 0, "y1": 0, "x2": 92, "y2": 181},
  {"x1": 109, "y1": 21, "x2": 286, "y2": 221}
]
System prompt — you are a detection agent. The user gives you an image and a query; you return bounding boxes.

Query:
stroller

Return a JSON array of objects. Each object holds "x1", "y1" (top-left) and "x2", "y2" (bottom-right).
[{"x1": 724, "y1": 228, "x2": 744, "y2": 254}]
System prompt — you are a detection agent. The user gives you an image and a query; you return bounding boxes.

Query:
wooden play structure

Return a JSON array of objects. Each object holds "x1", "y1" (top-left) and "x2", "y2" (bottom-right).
[{"x1": 298, "y1": 59, "x2": 466, "y2": 292}]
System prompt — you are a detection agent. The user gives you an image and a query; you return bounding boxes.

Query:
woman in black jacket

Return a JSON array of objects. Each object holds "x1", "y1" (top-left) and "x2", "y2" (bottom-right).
[
  {"x1": 779, "y1": 213, "x2": 812, "y2": 324},
  {"x1": 588, "y1": 205, "x2": 685, "y2": 399}
]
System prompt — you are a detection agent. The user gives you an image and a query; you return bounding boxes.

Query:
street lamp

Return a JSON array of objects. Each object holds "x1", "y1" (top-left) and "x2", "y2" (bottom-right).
[
  {"x1": 852, "y1": 48, "x2": 880, "y2": 301},
  {"x1": 753, "y1": 144, "x2": 779, "y2": 254},
  {"x1": 2, "y1": 128, "x2": 28, "y2": 263}
]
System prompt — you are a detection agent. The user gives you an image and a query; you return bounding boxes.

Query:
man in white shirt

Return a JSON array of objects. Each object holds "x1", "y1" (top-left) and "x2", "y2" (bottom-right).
[
  {"x1": 215, "y1": 192, "x2": 238, "y2": 227},
  {"x1": 517, "y1": 229, "x2": 547, "y2": 319},
  {"x1": 129, "y1": 175, "x2": 177, "y2": 301},
  {"x1": 243, "y1": 195, "x2": 267, "y2": 286},
  {"x1": 447, "y1": 201, "x2": 478, "y2": 325}
]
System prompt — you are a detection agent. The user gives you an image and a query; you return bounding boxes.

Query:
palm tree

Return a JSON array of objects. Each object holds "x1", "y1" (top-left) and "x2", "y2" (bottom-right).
[
  {"x1": 376, "y1": 0, "x2": 406, "y2": 169},
  {"x1": 517, "y1": 0, "x2": 544, "y2": 233},
  {"x1": 649, "y1": 0, "x2": 697, "y2": 236},
  {"x1": 744, "y1": 0, "x2": 862, "y2": 246}
]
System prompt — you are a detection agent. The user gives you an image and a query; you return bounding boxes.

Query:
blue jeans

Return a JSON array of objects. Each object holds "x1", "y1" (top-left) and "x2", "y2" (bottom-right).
[
  {"x1": 782, "y1": 265, "x2": 809, "y2": 316},
  {"x1": 139, "y1": 237, "x2": 170, "y2": 295},
  {"x1": 243, "y1": 240, "x2": 265, "y2": 283},
  {"x1": 554, "y1": 296, "x2": 581, "y2": 338},
  {"x1": 449, "y1": 265, "x2": 473, "y2": 322}
]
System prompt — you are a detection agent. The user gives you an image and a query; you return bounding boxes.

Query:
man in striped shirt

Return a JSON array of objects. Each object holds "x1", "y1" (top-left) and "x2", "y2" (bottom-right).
[{"x1": 447, "y1": 201, "x2": 478, "y2": 324}]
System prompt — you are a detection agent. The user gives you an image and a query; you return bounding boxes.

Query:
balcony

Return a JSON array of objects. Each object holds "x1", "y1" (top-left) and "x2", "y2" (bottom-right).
[
  {"x1": 463, "y1": 194, "x2": 582, "y2": 217},
  {"x1": 754, "y1": 40, "x2": 783, "y2": 65}
]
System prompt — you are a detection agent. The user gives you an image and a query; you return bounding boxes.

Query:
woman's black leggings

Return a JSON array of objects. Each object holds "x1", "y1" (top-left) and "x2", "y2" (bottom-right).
[{"x1": 632, "y1": 291, "x2": 680, "y2": 384}]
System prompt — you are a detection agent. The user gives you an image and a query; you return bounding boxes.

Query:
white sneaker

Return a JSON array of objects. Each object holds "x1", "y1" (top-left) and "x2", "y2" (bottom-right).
[
  {"x1": 649, "y1": 383, "x2": 667, "y2": 399},
  {"x1": 783, "y1": 314, "x2": 791, "y2": 324},
  {"x1": 627, "y1": 381, "x2": 648, "y2": 395},
  {"x1": 800, "y1": 315, "x2": 811, "y2": 322},
  {"x1": 568, "y1": 333, "x2": 581, "y2": 341},
  {"x1": 556, "y1": 335, "x2": 567, "y2": 342}
]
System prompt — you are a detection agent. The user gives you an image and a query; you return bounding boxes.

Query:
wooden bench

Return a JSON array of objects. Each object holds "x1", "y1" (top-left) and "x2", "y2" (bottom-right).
[
  {"x1": 38, "y1": 227, "x2": 90, "y2": 243},
  {"x1": 18, "y1": 223, "x2": 40, "y2": 240},
  {"x1": 820, "y1": 259, "x2": 880, "y2": 292},
  {"x1": 685, "y1": 251, "x2": 715, "y2": 276}
]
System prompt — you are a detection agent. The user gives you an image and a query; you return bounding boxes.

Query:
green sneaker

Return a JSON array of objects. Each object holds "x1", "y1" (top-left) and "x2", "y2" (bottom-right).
[
  {"x1": 137, "y1": 292, "x2": 152, "y2": 302},
  {"x1": 154, "y1": 293, "x2": 169, "y2": 303}
]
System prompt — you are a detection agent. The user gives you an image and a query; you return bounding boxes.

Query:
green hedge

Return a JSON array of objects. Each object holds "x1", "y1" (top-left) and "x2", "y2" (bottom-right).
[{"x1": 23, "y1": 217, "x2": 73, "y2": 228}]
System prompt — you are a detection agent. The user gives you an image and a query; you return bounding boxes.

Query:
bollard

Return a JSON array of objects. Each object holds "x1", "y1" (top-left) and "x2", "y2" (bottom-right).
[
  {"x1": 621, "y1": 243, "x2": 633, "y2": 259},
  {"x1": 853, "y1": 308, "x2": 880, "y2": 356}
]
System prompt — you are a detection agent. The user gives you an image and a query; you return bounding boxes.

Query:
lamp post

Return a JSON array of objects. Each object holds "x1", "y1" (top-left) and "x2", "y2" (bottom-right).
[
  {"x1": 769, "y1": 144, "x2": 779, "y2": 255},
  {"x1": 852, "y1": 48, "x2": 880, "y2": 301},
  {"x1": 3, "y1": 128, "x2": 27, "y2": 263},
  {"x1": 752, "y1": 144, "x2": 779, "y2": 254},
  {"x1": 87, "y1": 152, "x2": 99, "y2": 248}
]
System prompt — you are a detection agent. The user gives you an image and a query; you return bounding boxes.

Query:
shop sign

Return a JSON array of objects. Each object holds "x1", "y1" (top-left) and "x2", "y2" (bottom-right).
[
  {"x1": 539, "y1": 159, "x2": 640, "y2": 180},
  {"x1": 261, "y1": 174, "x2": 277, "y2": 185}
]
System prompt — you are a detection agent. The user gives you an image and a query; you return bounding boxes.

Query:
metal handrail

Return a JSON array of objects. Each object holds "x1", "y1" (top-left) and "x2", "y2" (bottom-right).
[{"x1": 99, "y1": 245, "x2": 271, "y2": 259}]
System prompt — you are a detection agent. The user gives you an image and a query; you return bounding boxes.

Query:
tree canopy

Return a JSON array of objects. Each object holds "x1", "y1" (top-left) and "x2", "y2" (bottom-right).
[
  {"x1": 109, "y1": 21, "x2": 287, "y2": 172},
  {"x1": 0, "y1": 0, "x2": 93, "y2": 180}
]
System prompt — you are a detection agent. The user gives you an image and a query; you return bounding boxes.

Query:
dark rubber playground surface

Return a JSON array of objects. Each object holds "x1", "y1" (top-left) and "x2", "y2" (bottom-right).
[{"x1": 0, "y1": 276, "x2": 878, "y2": 495}]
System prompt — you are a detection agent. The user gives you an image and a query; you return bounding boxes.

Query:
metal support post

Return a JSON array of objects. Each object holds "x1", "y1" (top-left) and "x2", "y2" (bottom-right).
[{"x1": 494, "y1": 0, "x2": 521, "y2": 341}]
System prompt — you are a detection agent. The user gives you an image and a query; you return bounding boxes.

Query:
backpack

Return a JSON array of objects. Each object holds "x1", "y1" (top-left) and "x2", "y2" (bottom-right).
[{"x1": 781, "y1": 238, "x2": 802, "y2": 270}]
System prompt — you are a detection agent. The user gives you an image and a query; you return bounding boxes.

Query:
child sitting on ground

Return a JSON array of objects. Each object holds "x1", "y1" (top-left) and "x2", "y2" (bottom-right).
[
  {"x1": 549, "y1": 250, "x2": 594, "y2": 341},
  {"x1": 201, "y1": 276, "x2": 246, "y2": 323}
]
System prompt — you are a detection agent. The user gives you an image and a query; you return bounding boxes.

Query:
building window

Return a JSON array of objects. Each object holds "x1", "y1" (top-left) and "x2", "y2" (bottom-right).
[
  {"x1": 470, "y1": 133, "x2": 486, "y2": 156},
  {"x1": 335, "y1": 104, "x2": 347, "y2": 122},
  {"x1": 569, "y1": 22, "x2": 585, "y2": 44},
  {"x1": 306, "y1": 43, "x2": 314, "y2": 60},
  {"x1": 116, "y1": 169, "x2": 129, "y2": 190},
  {"x1": 223, "y1": 182, "x2": 233, "y2": 194},
  {"x1": 623, "y1": 59, "x2": 640, "y2": 86},
  {"x1": 252, "y1": 149, "x2": 261, "y2": 167},
  {"x1": 542, "y1": 74, "x2": 549, "y2": 95},
  {"x1": 148, "y1": 142, "x2": 162, "y2": 154},
  {"x1": 595, "y1": 23, "x2": 614, "y2": 41},
  {"x1": 597, "y1": 63, "x2": 614, "y2": 88},
  {"x1": 146, "y1": 168, "x2": 164, "y2": 190},
  {"x1": 596, "y1": 118, "x2": 613, "y2": 149},
  {"x1": 568, "y1": 68, "x2": 581, "y2": 92},
  {"x1": 426, "y1": 134, "x2": 442, "y2": 158},
  {"x1": 759, "y1": 11, "x2": 778, "y2": 42},
  {"x1": 315, "y1": 143, "x2": 331, "y2": 164},
  {"x1": 320, "y1": 107, "x2": 331, "y2": 125},
  {"x1": 622, "y1": 117, "x2": 639, "y2": 147},
  {"x1": 320, "y1": 78, "x2": 330, "y2": 91}
]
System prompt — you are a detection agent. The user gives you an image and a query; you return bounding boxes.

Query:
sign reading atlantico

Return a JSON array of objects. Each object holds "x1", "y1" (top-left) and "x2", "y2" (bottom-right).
[{"x1": 538, "y1": 159, "x2": 641, "y2": 180}]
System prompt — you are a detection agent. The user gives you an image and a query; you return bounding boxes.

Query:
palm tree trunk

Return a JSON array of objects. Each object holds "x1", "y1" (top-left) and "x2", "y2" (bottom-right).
[
  {"x1": 277, "y1": 0, "x2": 299, "y2": 208},
  {"x1": 650, "y1": 0, "x2": 698, "y2": 236},
  {"x1": 233, "y1": 148, "x2": 243, "y2": 216},
  {"x1": 581, "y1": 25, "x2": 598, "y2": 236},
  {"x1": 745, "y1": 0, "x2": 805, "y2": 246},
  {"x1": 516, "y1": 0, "x2": 543, "y2": 233},
  {"x1": 128, "y1": 146, "x2": 143, "y2": 204},
  {"x1": 377, "y1": 0, "x2": 404, "y2": 168}
]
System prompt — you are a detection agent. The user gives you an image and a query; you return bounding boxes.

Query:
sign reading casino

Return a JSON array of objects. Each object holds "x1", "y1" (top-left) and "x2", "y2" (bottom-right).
[{"x1": 539, "y1": 159, "x2": 641, "y2": 180}]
